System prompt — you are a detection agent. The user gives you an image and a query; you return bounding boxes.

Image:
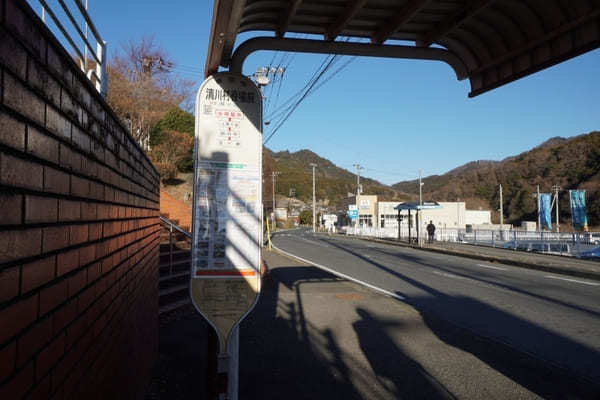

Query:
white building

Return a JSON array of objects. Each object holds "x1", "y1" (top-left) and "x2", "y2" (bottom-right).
[{"x1": 465, "y1": 209, "x2": 492, "y2": 225}]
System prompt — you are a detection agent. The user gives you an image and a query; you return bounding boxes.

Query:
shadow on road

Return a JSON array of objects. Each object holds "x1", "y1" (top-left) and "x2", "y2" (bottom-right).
[
  {"x1": 318, "y1": 237, "x2": 600, "y2": 399},
  {"x1": 239, "y1": 262, "x2": 455, "y2": 399}
]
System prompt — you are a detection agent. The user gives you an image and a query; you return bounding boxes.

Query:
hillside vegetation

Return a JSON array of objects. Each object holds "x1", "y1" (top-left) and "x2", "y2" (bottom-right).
[
  {"x1": 265, "y1": 149, "x2": 409, "y2": 207},
  {"x1": 392, "y1": 131, "x2": 600, "y2": 226}
]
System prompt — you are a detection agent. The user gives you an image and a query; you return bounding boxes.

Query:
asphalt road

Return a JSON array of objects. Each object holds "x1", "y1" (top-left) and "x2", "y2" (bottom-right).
[{"x1": 271, "y1": 229, "x2": 600, "y2": 387}]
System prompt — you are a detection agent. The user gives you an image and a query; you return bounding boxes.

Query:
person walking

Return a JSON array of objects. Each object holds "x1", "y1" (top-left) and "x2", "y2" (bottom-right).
[{"x1": 426, "y1": 220, "x2": 436, "y2": 243}]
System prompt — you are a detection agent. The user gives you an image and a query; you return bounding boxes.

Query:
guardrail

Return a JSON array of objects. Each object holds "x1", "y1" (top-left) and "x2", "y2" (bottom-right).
[
  {"x1": 30, "y1": 0, "x2": 107, "y2": 97},
  {"x1": 158, "y1": 216, "x2": 192, "y2": 315},
  {"x1": 344, "y1": 225, "x2": 599, "y2": 257}
]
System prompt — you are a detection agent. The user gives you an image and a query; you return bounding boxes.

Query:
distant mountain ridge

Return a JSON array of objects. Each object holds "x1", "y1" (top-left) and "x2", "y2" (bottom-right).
[{"x1": 392, "y1": 131, "x2": 600, "y2": 226}]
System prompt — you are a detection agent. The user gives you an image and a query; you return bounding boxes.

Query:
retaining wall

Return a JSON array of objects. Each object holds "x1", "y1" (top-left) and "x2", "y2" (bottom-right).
[{"x1": 0, "y1": 0, "x2": 160, "y2": 398}]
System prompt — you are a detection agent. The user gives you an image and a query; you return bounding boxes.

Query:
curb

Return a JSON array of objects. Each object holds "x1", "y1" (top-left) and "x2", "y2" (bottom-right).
[{"x1": 319, "y1": 232, "x2": 600, "y2": 282}]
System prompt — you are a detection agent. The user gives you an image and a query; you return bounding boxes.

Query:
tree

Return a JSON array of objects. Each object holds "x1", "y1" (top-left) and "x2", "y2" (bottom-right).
[
  {"x1": 151, "y1": 108, "x2": 195, "y2": 172},
  {"x1": 149, "y1": 130, "x2": 193, "y2": 182},
  {"x1": 300, "y1": 210, "x2": 312, "y2": 225},
  {"x1": 107, "y1": 36, "x2": 194, "y2": 146}
]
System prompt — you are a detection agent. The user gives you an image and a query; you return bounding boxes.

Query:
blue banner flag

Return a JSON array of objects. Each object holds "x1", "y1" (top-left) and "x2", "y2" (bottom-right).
[
  {"x1": 570, "y1": 190, "x2": 588, "y2": 230},
  {"x1": 539, "y1": 193, "x2": 552, "y2": 230}
]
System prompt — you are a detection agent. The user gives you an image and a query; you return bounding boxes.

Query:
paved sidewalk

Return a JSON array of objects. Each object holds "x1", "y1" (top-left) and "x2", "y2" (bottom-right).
[
  {"x1": 146, "y1": 250, "x2": 598, "y2": 399},
  {"x1": 339, "y1": 234, "x2": 600, "y2": 280}
]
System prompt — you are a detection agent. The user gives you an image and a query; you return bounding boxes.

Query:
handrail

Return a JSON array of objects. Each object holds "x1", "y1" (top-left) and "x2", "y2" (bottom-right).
[
  {"x1": 34, "y1": 0, "x2": 108, "y2": 97},
  {"x1": 159, "y1": 215, "x2": 192, "y2": 238}
]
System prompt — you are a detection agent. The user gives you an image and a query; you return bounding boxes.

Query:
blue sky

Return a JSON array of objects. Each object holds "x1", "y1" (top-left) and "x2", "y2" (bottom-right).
[{"x1": 38, "y1": 1, "x2": 600, "y2": 185}]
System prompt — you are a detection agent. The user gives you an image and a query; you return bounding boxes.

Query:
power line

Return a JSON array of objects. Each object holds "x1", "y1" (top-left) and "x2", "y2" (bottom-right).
[{"x1": 264, "y1": 54, "x2": 339, "y2": 144}]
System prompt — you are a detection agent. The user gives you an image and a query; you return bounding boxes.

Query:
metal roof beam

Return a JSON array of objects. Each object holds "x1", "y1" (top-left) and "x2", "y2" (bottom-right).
[
  {"x1": 229, "y1": 37, "x2": 468, "y2": 80},
  {"x1": 472, "y1": 9, "x2": 600, "y2": 75},
  {"x1": 325, "y1": 0, "x2": 367, "y2": 41},
  {"x1": 277, "y1": 0, "x2": 303, "y2": 37},
  {"x1": 371, "y1": 0, "x2": 432, "y2": 44},
  {"x1": 204, "y1": 0, "x2": 247, "y2": 77},
  {"x1": 418, "y1": 0, "x2": 495, "y2": 47}
]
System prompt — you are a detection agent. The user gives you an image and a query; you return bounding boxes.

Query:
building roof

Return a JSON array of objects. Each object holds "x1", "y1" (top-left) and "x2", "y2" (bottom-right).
[{"x1": 205, "y1": 0, "x2": 600, "y2": 97}]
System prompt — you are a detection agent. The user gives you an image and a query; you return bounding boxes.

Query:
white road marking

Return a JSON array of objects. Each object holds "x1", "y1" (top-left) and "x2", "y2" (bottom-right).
[
  {"x1": 476, "y1": 264, "x2": 508, "y2": 271},
  {"x1": 544, "y1": 275, "x2": 600, "y2": 286},
  {"x1": 272, "y1": 244, "x2": 406, "y2": 301},
  {"x1": 432, "y1": 270, "x2": 463, "y2": 280}
]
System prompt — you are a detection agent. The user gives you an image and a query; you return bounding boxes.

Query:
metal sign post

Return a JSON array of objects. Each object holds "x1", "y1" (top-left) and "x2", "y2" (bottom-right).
[{"x1": 191, "y1": 72, "x2": 263, "y2": 399}]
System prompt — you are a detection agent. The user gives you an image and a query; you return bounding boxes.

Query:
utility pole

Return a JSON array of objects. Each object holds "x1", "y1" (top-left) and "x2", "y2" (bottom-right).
[
  {"x1": 419, "y1": 169, "x2": 423, "y2": 206},
  {"x1": 271, "y1": 172, "x2": 280, "y2": 231},
  {"x1": 499, "y1": 184, "x2": 503, "y2": 226},
  {"x1": 552, "y1": 184, "x2": 561, "y2": 232},
  {"x1": 418, "y1": 170, "x2": 423, "y2": 245},
  {"x1": 310, "y1": 164, "x2": 317, "y2": 233},
  {"x1": 353, "y1": 164, "x2": 363, "y2": 228}
]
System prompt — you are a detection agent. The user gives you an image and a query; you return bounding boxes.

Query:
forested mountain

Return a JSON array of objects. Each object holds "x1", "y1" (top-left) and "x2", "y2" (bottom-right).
[
  {"x1": 392, "y1": 131, "x2": 600, "y2": 226},
  {"x1": 263, "y1": 148, "x2": 409, "y2": 207}
]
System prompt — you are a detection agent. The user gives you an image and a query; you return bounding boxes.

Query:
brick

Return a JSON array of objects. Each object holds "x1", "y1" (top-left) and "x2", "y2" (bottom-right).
[
  {"x1": 69, "y1": 224, "x2": 88, "y2": 246},
  {"x1": 46, "y1": 106, "x2": 71, "y2": 139},
  {"x1": 24, "y1": 195, "x2": 58, "y2": 223},
  {"x1": 79, "y1": 244, "x2": 96, "y2": 267},
  {"x1": 0, "y1": 111, "x2": 26, "y2": 150},
  {"x1": 28, "y1": 59, "x2": 61, "y2": 106},
  {"x1": 81, "y1": 157, "x2": 97, "y2": 178},
  {"x1": 59, "y1": 144, "x2": 81, "y2": 171},
  {"x1": 0, "y1": 340, "x2": 16, "y2": 383},
  {"x1": 5, "y1": 0, "x2": 43, "y2": 58},
  {"x1": 0, "y1": 192, "x2": 22, "y2": 225},
  {"x1": 27, "y1": 372, "x2": 51, "y2": 400},
  {"x1": 97, "y1": 204, "x2": 109, "y2": 220},
  {"x1": 0, "y1": 294, "x2": 38, "y2": 344},
  {"x1": 57, "y1": 248, "x2": 79, "y2": 277},
  {"x1": 76, "y1": 286, "x2": 95, "y2": 313},
  {"x1": 16, "y1": 316, "x2": 52, "y2": 365},
  {"x1": 89, "y1": 181, "x2": 104, "y2": 200},
  {"x1": 86, "y1": 262, "x2": 101, "y2": 284},
  {"x1": 41, "y1": 226, "x2": 68, "y2": 254},
  {"x1": 27, "y1": 126, "x2": 59, "y2": 164},
  {"x1": 0, "y1": 29, "x2": 27, "y2": 80},
  {"x1": 39, "y1": 279, "x2": 68, "y2": 315},
  {"x1": 0, "y1": 360, "x2": 34, "y2": 400},
  {"x1": 0, "y1": 266, "x2": 19, "y2": 303},
  {"x1": 42, "y1": 167, "x2": 69, "y2": 197},
  {"x1": 88, "y1": 223, "x2": 102, "y2": 241},
  {"x1": 3, "y1": 72, "x2": 45, "y2": 126},
  {"x1": 71, "y1": 175, "x2": 90, "y2": 198},
  {"x1": 0, "y1": 152, "x2": 43, "y2": 190},
  {"x1": 61, "y1": 89, "x2": 78, "y2": 121},
  {"x1": 81, "y1": 202, "x2": 97, "y2": 220},
  {"x1": 52, "y1": 298, "x2": 77, "y2": 335},
  {"x1": 47, "y1": 45, "x2": 73, "y2": 87},
  {"x1": 0, "y1": 228, "x2": 42, "y2": 263},
  {"x1": 36, "y1": 333, "x2": 65, "y2": 378},
  {"x1": 59, "y1": 199, "x2": 81, "y2": 222},
  {"x1": 71, "y1": 126, "x2": 90, "y2": 154},
  {"x1": 68, "y1": 270, "x2": 86, "y2": 297},
  {"x1": 21, "y1": 255, "x2": 55, "y2": 294}
]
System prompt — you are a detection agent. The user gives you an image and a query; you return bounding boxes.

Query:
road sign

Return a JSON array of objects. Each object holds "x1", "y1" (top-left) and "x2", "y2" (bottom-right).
[
  {"x1": 191, "y1": 72, "x2": 262, "y2": 355},
  {"x1": 347, "y1": 209, "x2": 358, "y2": 220}
]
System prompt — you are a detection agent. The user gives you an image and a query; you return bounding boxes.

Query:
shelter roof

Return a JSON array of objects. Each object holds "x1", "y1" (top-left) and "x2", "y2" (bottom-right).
[
  {"x1": 205, "y1": 0, "x2": 600, "y2": 96},
  {"x1": 396, "y1": 202, "x2": 442, "y2": 210}
]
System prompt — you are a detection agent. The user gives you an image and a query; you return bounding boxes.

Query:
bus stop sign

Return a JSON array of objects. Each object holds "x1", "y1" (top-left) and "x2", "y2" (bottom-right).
[{"x1": 191, "y1": 72, "x2": 262, "y2": 354}]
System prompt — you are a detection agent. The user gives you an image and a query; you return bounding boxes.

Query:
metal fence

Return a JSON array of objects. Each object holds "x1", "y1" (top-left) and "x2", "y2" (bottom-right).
[
  {"x1": 342, "y1": 225, "x2": 599, "y2": 257},
  {"x1": 29, "y1": 0, "x2": 107, "y2": 97}
]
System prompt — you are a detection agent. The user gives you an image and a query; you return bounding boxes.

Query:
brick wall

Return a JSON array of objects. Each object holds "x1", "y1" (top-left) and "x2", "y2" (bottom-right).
[{"x1": 0, "y1": 1, "x2": 160, "y2": 399}]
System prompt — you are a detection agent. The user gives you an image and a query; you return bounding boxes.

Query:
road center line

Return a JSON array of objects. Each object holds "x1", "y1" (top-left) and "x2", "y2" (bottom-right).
[
  {"x1": 476, "y1": 264, "x2": 508, "y2": 271},
  {"x1": 544, "y1": 275, "x2": 600, "y2": 286}
]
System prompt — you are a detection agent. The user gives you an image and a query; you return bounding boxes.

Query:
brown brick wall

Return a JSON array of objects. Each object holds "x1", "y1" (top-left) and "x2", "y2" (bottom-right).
[{"x1": 0, "y1": 1, "x2": 160, "y2": 399}]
